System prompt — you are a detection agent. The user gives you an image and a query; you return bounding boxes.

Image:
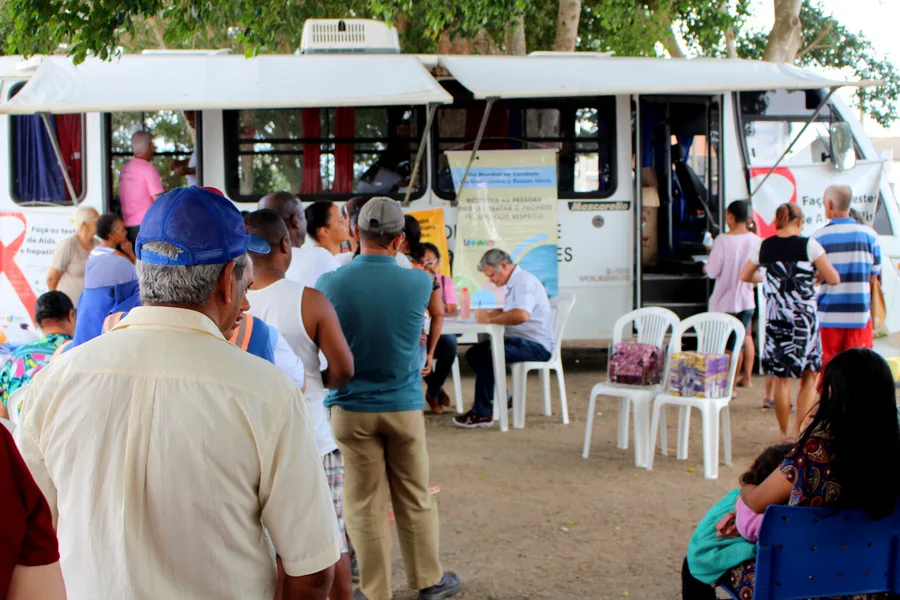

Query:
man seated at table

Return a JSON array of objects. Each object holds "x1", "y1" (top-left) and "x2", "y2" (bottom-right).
[{"x1": 453, "y1": 249, "x2": 554, "y2": 429}]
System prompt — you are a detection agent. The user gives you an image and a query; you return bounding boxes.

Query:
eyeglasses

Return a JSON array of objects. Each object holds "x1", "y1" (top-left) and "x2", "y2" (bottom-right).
[{"x1": 423, "y1": 259, "x2": 439, "y2": 267}]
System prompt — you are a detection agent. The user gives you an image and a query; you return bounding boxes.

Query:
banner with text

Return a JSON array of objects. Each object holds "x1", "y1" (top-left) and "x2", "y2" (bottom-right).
[
  {"x1": 750, "y1": 161, "x2": 884, "y2": 238},
  {"x1": 408, "y1": 208, "x2": 451, "y2": 278},
  {"x1": 0, "y1": 211, "x2": 75, "y2": 328},
  {"x1": 448, "y1": 149, "x2": 559, "y2": 309}
]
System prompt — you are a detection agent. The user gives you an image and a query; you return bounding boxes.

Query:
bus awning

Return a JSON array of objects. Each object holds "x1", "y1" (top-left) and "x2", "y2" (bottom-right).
[
  {"x1": 0, "y1": 54, "x2": 453, "y2": 114},
  {"x1": 440, "y1": 55, "x2": 879, "y2": 99}
]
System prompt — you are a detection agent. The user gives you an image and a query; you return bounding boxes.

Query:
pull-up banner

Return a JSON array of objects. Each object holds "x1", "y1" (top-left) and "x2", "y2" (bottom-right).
[{"x1": 448, "y1": 149, "x2": 558, "y2": 308}]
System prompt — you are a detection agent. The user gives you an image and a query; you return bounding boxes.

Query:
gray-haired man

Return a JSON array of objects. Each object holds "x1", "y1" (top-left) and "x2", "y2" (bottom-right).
[
  {"x1": 453, "y1": 249, "x2": 554, "y2": 429},
  {"x1": 15, "y1": 187, "x2": 341, "y2": 600}
]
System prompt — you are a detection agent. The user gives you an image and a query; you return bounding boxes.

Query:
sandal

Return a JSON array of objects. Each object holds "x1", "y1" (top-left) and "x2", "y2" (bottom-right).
[{"x1": 763, "y1": 398, "x2": 775, "y2": 409}]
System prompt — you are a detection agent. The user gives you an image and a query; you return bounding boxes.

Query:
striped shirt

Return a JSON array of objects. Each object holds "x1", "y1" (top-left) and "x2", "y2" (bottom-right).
[{"x1": 811, "y1": 217, "x2": 882, "y2": 329}]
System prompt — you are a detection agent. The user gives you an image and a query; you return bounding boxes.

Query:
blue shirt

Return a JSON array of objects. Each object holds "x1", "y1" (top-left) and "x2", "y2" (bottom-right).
[
  {"x1": 811, "y1": 217, "x2": 882, "y2": 329},
  {"x1": 84, "y1": 247, "x2": 137, "y2": 288},
  {"x1": 316, "y1": 254, "x2": 432, "y2": 413}
]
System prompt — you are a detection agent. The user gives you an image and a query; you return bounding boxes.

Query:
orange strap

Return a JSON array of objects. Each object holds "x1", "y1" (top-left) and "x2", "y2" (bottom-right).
[
  {"x1": 229, "y1": 316, "x2": 254, "y2": 351},
  {"x1": 50, "y1": 340, "x2": 72, "y2": 361},
  {"x1": 102, "y1": 312, "x2": 125, "y2": 334}
]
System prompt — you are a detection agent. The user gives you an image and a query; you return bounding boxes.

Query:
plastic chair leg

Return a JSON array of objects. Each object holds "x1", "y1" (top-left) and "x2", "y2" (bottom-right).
[
  {"x1": 510, "y1": 365, "x2": 524, "y2": 429},
  {"x1": 721, "y1": 405, "x2": 732, "y2": 467},
  {"x1": 583, "y1": 392, "x2": 598, "y2": 459},
  {"x1": 555, "y1": 368, "x2": 569, "y2": 425},
  {"x1": 617, "y1": 397, "x2": 630, "y2": 450},
  {"x1": 677, "y1": 406, "x2": 691, "y2": 461},
  {"x1": 541, "y1": 369, "x2": 552, "y2": 416},
  {"x1": 632, "y1": 399, "x2": 651, "y2": 468},
  {"x1": 701, "y1": 406, "x2": 721, "y2": 480},
  {"x1": 659, "y1": 407, "x2": 668, "y2": 457},
  {"x1": 452, "y1": 357, "x2": 464, "y2": 414},
  {"x1": 646, "y1": 399, "x2": 663, "y2": 471}
]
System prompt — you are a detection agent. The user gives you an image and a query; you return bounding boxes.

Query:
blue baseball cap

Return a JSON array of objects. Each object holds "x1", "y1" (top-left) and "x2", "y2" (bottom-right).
[{"x1": 136, "y1": 186, "x2": 270, "y2": 266}]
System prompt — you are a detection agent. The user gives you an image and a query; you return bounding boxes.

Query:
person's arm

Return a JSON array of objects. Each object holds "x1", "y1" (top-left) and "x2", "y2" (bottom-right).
[
  {"x1": 304, "y1": 288, "x2": 353, "y2": 390},
  {"x1": 7, "y1": 563, "x2": 67, "y2": 600},
  {"x1": 272, "y1": 332, "x2": 306, "y2": 394},
  {"x1": 477, "y1": 308, "x2": 530, "y2": 326},
  {"x1": 740, "y1": 468, "x2": 793, "y2": 514},
  {"x1": 260, "y1": 391, "x2": 340, "y2": 599},
  {"x1": 740, "y1": 260, "x2": 762, "y2": 284},
  {"x1": 46, "y1": 240, "x2": 73, "y2": 291},
  {"x1": 423, "y1": 288, "x2": 444, "y2": 376},
  {"x1": 442, "y1": 276, "x2": 458, "y2": 316},
  {"x1": 147, "y1": 167, "x2": 165, "y2": 202},
  {"x1": 808, "y1": 239, "x2": 840, "y2": 286},
  {"x1": 704, "y1": 237, "x2": 724, "y2": 279},
  {"x1": 871, "y1": 235, "x2": 883, "y2": 283}
]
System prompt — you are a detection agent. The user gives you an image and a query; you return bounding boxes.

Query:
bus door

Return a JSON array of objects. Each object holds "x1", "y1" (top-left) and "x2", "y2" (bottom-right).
[{"x1": 636, "y1": 95, "x2": 724, "y2": 319}]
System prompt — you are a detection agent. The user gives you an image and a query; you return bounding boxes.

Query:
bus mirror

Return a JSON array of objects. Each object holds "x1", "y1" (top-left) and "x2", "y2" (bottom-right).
[{"x1": 830, "y1": 122, "x2": 856, "y2": 171}]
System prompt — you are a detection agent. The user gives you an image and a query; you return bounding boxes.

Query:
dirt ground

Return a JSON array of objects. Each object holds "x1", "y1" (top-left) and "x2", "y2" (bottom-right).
[{"x1": 381, "y1": 346, "x2": 789, "y2": 600}]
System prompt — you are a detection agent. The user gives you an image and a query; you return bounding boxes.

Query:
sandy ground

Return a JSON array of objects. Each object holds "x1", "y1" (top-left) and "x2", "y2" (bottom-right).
[{"x1": 379, "y1": 346, "x2": 789, "y2": 600}]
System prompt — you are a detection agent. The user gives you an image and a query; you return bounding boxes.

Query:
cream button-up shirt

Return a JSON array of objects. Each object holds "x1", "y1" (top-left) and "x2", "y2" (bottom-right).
[{"x1": 15, "y1": 306, "x2": 340, "y2": 600}]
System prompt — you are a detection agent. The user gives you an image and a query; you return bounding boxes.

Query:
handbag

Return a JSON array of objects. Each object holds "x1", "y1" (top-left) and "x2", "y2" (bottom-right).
[{"x1": 871, "y1": 276, "x2": 887, "y2": 330}]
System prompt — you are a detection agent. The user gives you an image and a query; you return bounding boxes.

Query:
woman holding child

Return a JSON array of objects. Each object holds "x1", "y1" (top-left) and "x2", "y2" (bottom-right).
[{"x1": 682, "y1": 348, "x2": 900, "y2": 599}]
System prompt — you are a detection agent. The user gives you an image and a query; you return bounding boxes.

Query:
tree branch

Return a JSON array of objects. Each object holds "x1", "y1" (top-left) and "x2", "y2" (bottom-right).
[
  {"x1": 796, "y1": 21, "x2": 834, "y2": 60},
  {"x1": 505, "y1": 15, "x2": 526, "y2": 56},
  {"x1": 662, "y1": 21, "x2": 687, "y2": 58}
]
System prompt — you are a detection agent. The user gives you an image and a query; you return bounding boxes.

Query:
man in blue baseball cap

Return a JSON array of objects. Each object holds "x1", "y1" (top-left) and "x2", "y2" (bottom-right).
[{"x1": 14, "y1": 187, "x2": 342, "y2": 600}]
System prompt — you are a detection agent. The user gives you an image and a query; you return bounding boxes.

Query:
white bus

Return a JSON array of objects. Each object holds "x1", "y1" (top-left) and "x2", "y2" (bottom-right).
[{"x1": 0, "y1": 19, "x2": 896, "y2": 341}]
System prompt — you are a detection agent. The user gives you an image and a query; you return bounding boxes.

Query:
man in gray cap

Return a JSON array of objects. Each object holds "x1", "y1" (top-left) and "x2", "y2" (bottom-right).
[{"x1": 316, "y1": 197, "x2": 460, "y2": 600}]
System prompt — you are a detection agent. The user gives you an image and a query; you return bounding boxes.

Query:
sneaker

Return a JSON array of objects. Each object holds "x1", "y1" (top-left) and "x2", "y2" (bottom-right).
[
  {"x1": 452, "y1": 411, "x2": 492, "y2": 429},
  {"x1": 438, "y1": 389, "x2": 452, "y2": 407},
  {"x1": 419, "y1": 572, "x2": 462, "y2": 600}
]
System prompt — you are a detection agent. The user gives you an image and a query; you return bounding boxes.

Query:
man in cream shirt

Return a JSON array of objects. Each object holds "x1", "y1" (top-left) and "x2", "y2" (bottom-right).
[{"x1": 15, "y1": 187, "x2": 340, "y2": 600}]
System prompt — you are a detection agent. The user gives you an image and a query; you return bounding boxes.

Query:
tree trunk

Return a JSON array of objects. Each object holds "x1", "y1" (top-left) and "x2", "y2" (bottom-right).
[
  {"x1": 762, "y1": 0, "x2": 803, "y2": 63},
  {"x1": 553, "y1": 0, "x2": 581, "y2": 52},
  {"x1": 720, "y1": 3, "x2": 738, "y2": 59},
  {"x1": 661, "y1": 22, "x2": 687, "y2": 58},
  {"x1": 505, "y1": 16, "x2": 526, "y2": 56},
  {"x1": 473, "y1": 29, "x2": 502, "y2": 55}
]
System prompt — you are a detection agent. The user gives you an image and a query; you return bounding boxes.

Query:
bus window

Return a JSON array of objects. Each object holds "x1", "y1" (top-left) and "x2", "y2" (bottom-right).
[
  {"x1": 432, "y1": 96, "x2": 616, "y2": 200},
  {"x1": 222, "y1": 107, "x2": 424, "y2": 203},
  {"x1": 738, "y1": 90, "x2": 847, "y2": 167},
  {"x1": 108, "y1": 111, "x2": 198, "y2": 200},
  {"x1": 9, "y1": 83, "x2": 85, "y2": 205}
]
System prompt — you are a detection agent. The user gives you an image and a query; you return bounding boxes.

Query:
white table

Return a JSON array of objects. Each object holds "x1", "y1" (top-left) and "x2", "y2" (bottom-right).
[{"x1": 442, "y1": 319, "x2": 508, "y2": 432}]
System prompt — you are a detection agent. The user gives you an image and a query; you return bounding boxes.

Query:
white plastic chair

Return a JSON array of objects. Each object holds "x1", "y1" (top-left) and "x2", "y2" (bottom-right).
[
  {"x1": 647, "y1": 312, "x2": 745, "y2": 480},
  {"x1": 583, "y1": 307, "x2": 680, "y2": 467},
  {"x1": 510, "y1": 294, "x2": 576, "y2": 428}
]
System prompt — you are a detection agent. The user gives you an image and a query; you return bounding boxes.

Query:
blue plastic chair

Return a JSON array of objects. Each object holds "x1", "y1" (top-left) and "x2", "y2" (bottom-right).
[{"x1": 722, "y1": 503, "x2": 900, "y2": 599}]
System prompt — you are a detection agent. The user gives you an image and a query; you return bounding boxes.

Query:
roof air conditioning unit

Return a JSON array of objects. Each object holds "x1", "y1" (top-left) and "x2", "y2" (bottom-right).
[{"x1": 301, "y1": 19, "x2": 400, "y2": 54}]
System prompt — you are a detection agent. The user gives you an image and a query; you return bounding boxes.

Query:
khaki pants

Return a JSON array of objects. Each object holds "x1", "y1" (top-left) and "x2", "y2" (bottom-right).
[{"x1": 331, "y1": 407, "x2": 442, "y2": 600}]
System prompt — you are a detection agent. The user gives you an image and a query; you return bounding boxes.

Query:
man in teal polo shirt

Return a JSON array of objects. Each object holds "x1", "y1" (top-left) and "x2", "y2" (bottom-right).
[{"x1": 316, "y1": 198, "x2": 460, "y2": 600}]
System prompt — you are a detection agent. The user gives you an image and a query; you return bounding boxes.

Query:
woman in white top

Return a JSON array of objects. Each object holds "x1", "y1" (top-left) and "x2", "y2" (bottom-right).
[{"x1": 306, "y1": 201, "x2": 350, "y2": 257}]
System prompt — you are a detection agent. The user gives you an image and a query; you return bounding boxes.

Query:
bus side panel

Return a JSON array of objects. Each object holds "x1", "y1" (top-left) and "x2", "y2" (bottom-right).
[{"x1": 723, "y1": 94, "x2": 751, "y2": 205}]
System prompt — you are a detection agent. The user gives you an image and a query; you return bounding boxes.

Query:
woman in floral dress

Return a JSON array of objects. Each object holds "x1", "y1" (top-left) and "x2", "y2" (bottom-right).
[
  {"x1": 741, "y1": 202, "x2": 840, "y2": 439},
  {"x1": 723, "y1": 348, "x2": 900, "y2": 599}
]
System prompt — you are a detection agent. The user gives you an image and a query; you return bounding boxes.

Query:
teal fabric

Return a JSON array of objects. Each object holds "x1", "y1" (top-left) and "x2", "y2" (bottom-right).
[
  {"x1": 687, "y1": 488, "x2": 757, "y2": 585},
  {"x1": 317, "y1": 254, "x2": 432, "y2": 413}
]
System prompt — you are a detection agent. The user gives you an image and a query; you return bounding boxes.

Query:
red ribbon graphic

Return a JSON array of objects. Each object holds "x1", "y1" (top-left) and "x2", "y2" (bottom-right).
[
  {"x1": 749, "y1": 167, "x2": 798, "y2": 240},
  {"x1": 0, "y1": 212, "x2": 38, "y2": 323}
]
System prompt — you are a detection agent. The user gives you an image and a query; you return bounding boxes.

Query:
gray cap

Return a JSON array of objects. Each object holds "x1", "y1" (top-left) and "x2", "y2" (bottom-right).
[{"x1": 357, "y1": 197, "x2": 405, "y2": 235}]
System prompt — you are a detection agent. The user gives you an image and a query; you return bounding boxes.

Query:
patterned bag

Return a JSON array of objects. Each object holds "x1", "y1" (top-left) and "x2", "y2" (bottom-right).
[{"x1": 608, "y1": 342, "x2": 663, "y2": 386}]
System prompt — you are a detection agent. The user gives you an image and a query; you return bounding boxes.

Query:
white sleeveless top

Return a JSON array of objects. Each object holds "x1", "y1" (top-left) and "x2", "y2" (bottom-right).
[{"x1": 246, "y1": 280, "x2": 336, "y2": 457}]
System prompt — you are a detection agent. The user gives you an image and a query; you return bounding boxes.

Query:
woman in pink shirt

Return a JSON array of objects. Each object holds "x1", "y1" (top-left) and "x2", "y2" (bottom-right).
[{"x1": 705, "y1": 201, "x2": 761, "y2": 388}]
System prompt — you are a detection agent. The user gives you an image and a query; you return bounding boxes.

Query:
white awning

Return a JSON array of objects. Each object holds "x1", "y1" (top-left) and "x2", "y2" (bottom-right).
[
  {"x1": 0, "y1": 54, "x2": 453, "y2": 114},
  {"x1": 440, "y1": 55, "x2": 879, "y2": 99}
]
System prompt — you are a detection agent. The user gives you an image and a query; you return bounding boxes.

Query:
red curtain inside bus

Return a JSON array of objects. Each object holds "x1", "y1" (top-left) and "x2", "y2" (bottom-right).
[
  {"x1": 333, "y1": 108, "x2": 355, "y2": 193},
  {"x1": 55, "y1": 115, "x2": 83, "y2": 201},
  {"x1": 300, "y1": 109, "x2": 323, "y2": 194}
]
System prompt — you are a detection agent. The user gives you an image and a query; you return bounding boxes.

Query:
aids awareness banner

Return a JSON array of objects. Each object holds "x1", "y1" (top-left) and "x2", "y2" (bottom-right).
[
  {"x1": 408, "y1": 208, "x2": 451, "y2": 278},
  {"x1": 0, "y1": 211, "x2": 75, "y2": 327},
  {"x1": 448, "y1": 149, "x2": 558, "y2": 309},
  {"x1": 750, "y1": 161, "x2": 883, "y2": 238}
]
